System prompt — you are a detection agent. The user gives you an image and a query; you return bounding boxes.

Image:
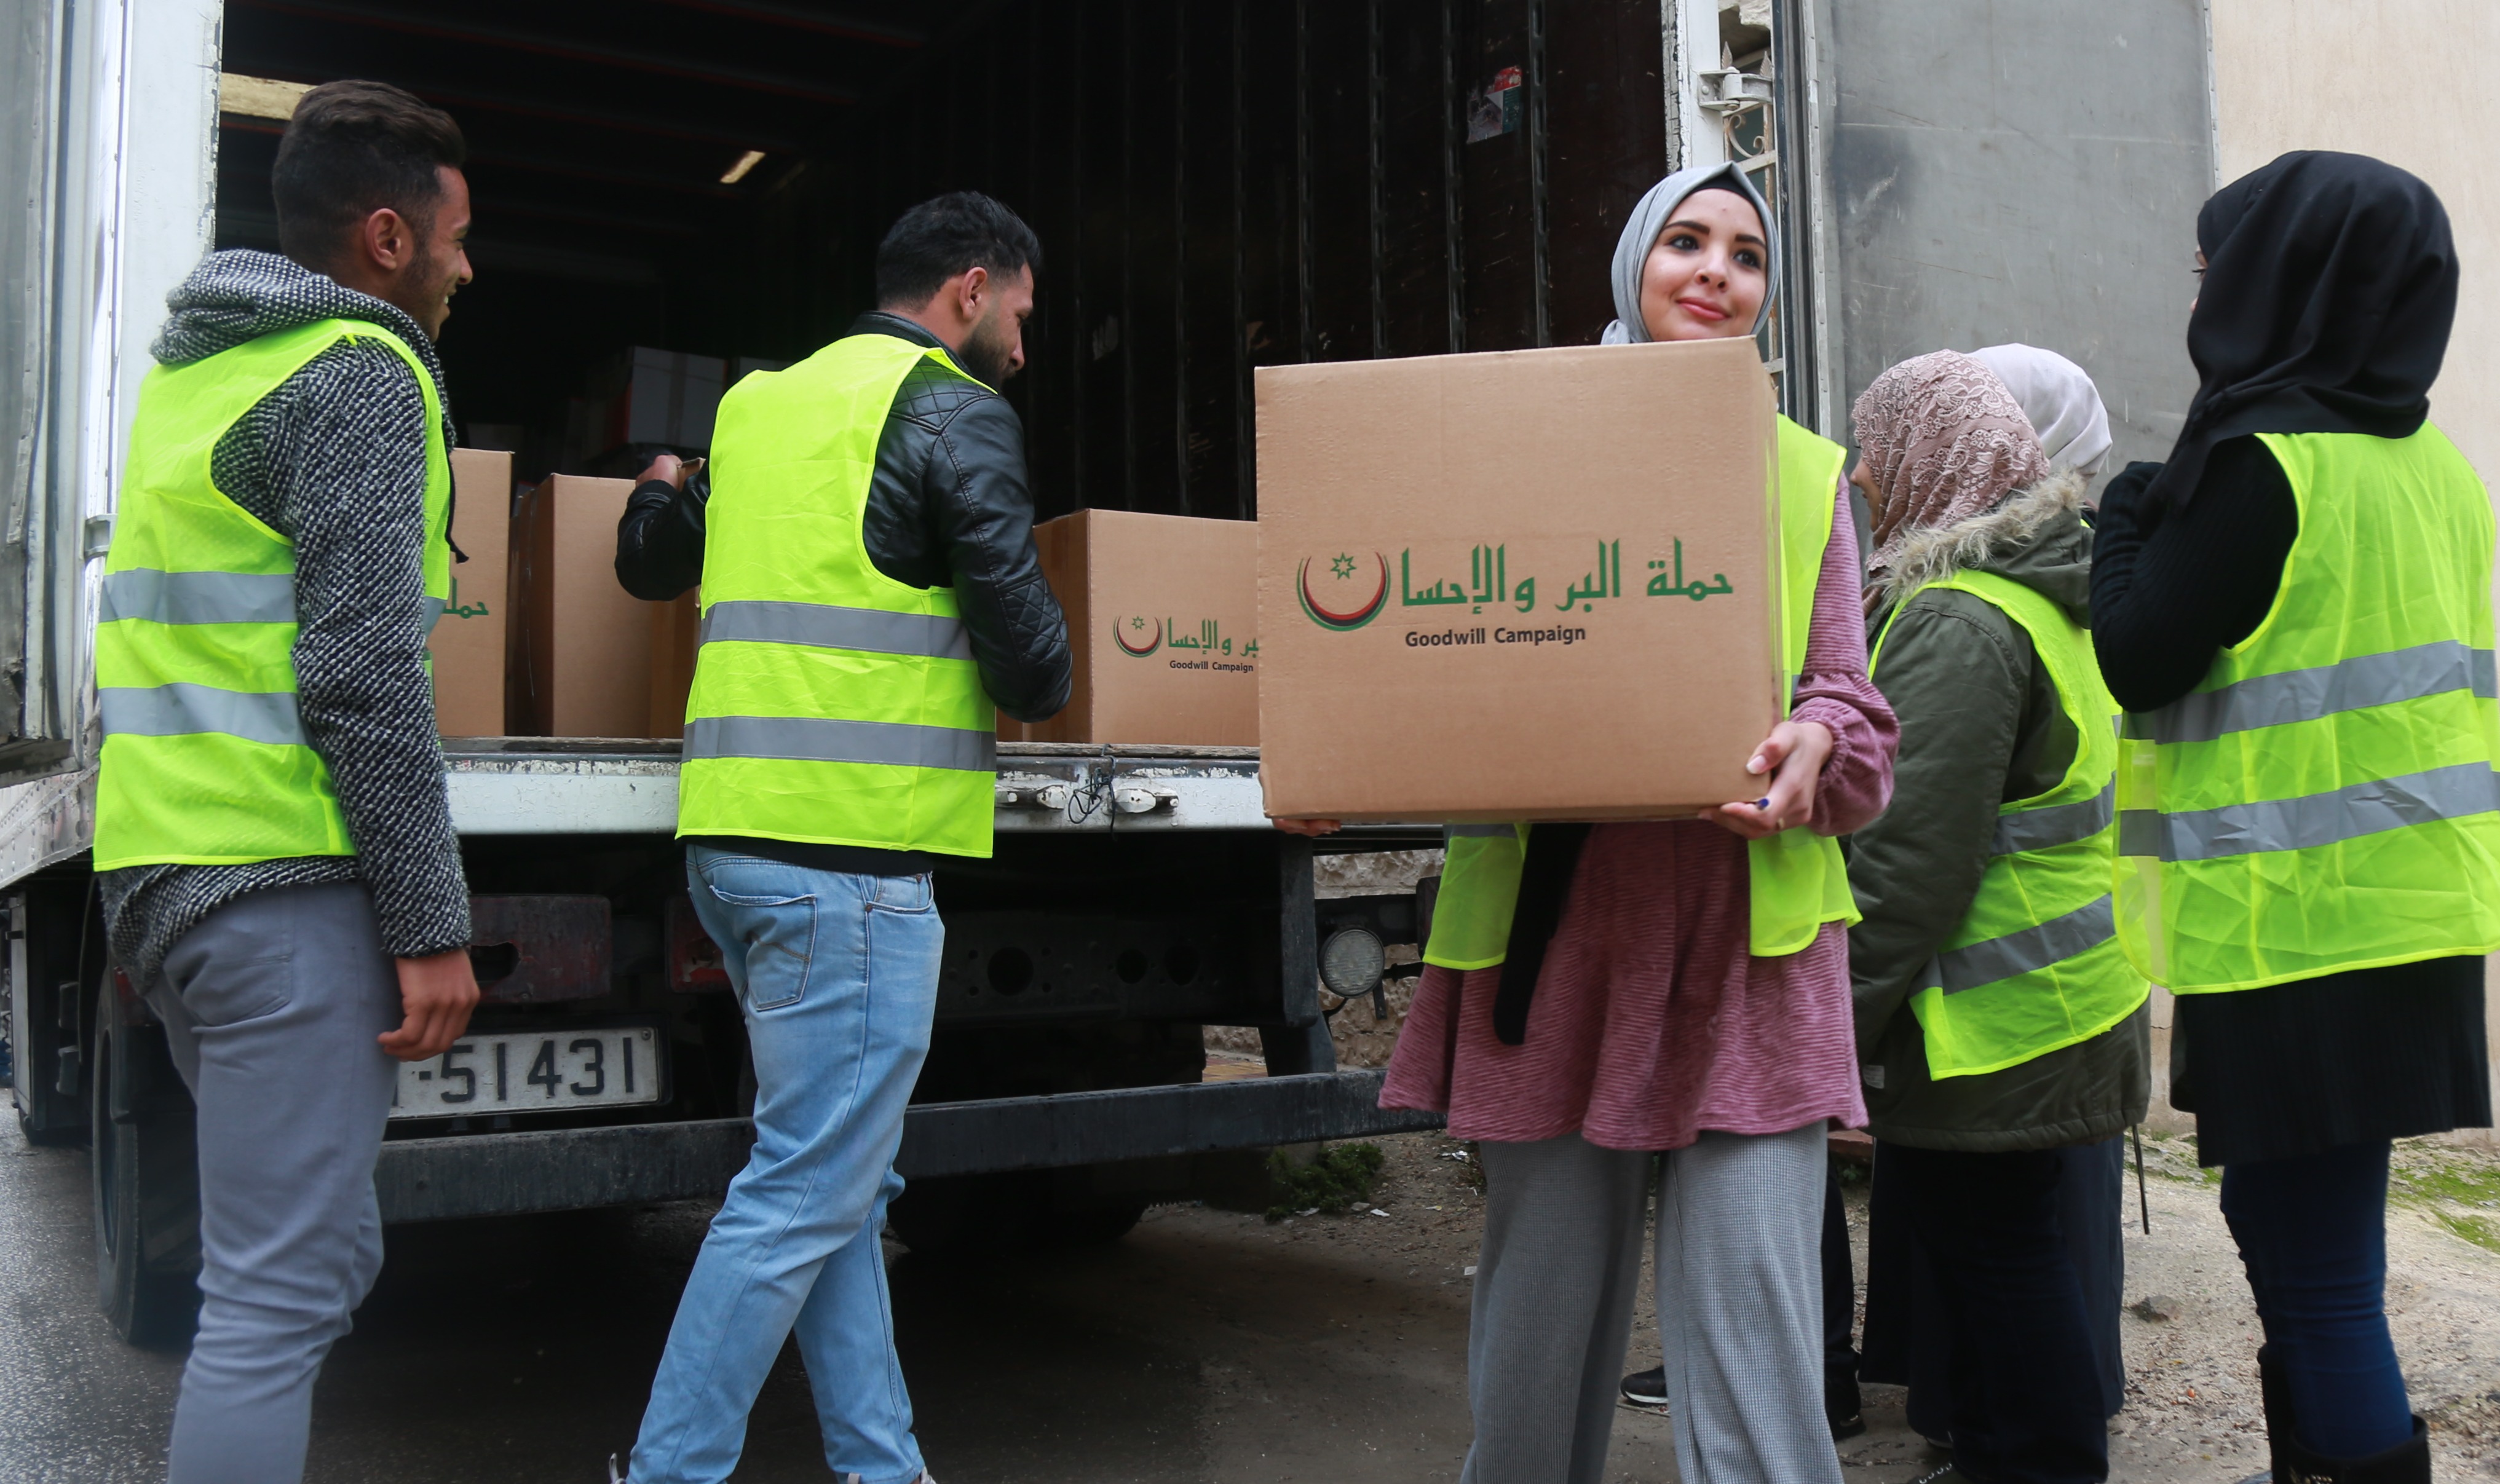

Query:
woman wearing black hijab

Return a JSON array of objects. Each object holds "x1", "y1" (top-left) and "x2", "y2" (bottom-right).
[{"x1": 2092, "y1": 151, "x2": 2493, "y2": 1484}]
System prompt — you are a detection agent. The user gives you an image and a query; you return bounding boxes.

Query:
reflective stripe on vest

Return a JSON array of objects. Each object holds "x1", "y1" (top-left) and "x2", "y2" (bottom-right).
[
  {"x1": 683, "y1": 714, "x2": 997, "y2": 772},
  {"x1": 1421, "y1": 415, "x2": 1856, "y2": 969},
  {"x1": 1993, "y1": 780, "x2": 2113, "y2": 855},
  {"x1": 100, "y1": 684, "x2": 309, "y2": 747},
  {"x1": 2119, "y1": 760, "x2": 2500, "y2": 862},
  {"x1": 1872, "y1": 568, "x2": 2147, "y2": 1079},
  {"x1": 2114, "y1": 428, "x2": 2500, "y2": 992},
  {"x1": 2137, "y1": 639, "x2": 2498, "y2": 746},
  {"x1": 100, "y1": 569, "x2": 296, "y2": 626},
  {"x1": 92, "y1": 318, "x2": 453, "y2": 871},
  {"x1": 1925, "y1": 896, "x2": 2116, "y2": 995},
  {"x1": 675, "y1": 333, "x2": 1001, "y2": 858},
  {"x1": 699, "y1": 600, "x2": 975, "y2": 661}
]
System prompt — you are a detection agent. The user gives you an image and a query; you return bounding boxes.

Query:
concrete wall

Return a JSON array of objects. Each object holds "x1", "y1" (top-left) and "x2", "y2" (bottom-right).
[
  {"x1": 2210, "y1": 0, "x2": 2500, "y2": 481},
  {"x1": 1814, "y1": 0, "x2": 2213, "y2": 465},
  {"x1": 2209, "y1": 0, "x2": 2500, "y2": 1148}
]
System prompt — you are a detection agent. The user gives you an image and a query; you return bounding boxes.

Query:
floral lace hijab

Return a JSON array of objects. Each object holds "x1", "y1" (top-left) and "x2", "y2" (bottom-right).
[{"x1": 1852, "y1": 350, "x2": 2050, "y2": 607}]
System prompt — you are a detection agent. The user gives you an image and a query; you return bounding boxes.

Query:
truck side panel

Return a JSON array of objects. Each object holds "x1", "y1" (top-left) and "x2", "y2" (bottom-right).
[
  {"x1": 0, "y1": 0, "x2": 218, "y2": 792},
  {"x1": 1814, "y1": 0, "x2": 2215, "y2": 467}
]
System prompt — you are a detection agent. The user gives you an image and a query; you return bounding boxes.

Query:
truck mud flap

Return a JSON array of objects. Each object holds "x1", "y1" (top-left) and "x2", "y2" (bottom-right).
[{"x1": 373, "y1": 1070, "x2": 1444, "y2": 1223}]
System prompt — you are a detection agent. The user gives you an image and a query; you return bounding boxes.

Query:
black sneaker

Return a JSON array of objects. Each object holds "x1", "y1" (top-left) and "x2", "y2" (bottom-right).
[{"x1": 1620, "y1": 1365, "x2": 1669, "y2": 1409}]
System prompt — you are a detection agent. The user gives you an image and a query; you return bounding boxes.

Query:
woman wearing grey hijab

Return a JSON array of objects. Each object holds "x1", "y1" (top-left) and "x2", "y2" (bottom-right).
[{"x1": 1377, "y1": 161, "x2": 1896, "y2": 1484}]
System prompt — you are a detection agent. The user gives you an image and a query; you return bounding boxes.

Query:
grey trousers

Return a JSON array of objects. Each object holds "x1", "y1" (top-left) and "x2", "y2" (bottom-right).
[
  {"x1": 1462, "y1": 1124, "x2": 1843, "y2": 1484},
  {"x1": 144, "y1": 882, "x2": 402, "y2": 1484}
]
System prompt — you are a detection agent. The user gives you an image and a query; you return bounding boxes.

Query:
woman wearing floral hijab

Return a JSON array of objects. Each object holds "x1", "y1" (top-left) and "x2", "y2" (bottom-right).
[
  {"x1": 1857, "y1": 345, "x2": 2135, "y2": 1458},
  {"x1": 1366, "y1": 161, "x2": 1898, "y2": 1484},
  {"x1": 1847, "y1": 350, "x2": 2150, "y2": 1484}
]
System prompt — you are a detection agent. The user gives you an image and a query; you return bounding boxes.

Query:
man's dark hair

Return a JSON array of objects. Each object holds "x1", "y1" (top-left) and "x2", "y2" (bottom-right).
[
  {"x1": 874, "y1": 192, "x2": 1042, "y2": 308},
  {"x1": 272, "y1": 80, "x2": 467, "y2": 272}
]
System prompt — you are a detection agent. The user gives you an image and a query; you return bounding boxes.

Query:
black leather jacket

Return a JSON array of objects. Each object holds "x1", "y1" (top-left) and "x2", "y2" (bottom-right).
[{"x1": 615, "y1": 312, "x2": 1072, "y2": 723}]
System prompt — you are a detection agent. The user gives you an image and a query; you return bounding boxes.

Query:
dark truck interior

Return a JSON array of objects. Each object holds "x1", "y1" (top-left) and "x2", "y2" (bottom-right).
[{"x1": 212, "y1": 0, "x2": 1687, "y2": 522}]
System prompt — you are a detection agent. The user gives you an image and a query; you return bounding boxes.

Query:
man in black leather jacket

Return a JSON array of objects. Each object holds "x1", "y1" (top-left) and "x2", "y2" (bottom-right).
[
  {"x1": 614, "y1": 229, "x2": 1070, "y2": 733},
  {"x1": 608, "y1": 194, "x2": 1067, "y2": 1484}
]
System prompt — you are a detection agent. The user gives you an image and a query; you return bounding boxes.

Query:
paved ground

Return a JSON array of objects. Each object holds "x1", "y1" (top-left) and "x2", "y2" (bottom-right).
[{"x1": 6, "y1": 1110, "x2": 2500, "y2": 1483}]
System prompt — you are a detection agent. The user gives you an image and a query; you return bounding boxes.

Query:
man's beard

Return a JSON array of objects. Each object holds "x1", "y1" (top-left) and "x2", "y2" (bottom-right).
[
  {"x1": 957, "y1": 307, "x2": 1018, "y2": 389},
  {"x1": 402, "y1": 240, "x2": 455, "y2": 339}
]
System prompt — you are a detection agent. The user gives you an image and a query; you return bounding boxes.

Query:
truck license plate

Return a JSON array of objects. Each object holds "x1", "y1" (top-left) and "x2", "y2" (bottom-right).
[{"x1": 390, "y1": 1025, "x2": 662, "y2": 1121}]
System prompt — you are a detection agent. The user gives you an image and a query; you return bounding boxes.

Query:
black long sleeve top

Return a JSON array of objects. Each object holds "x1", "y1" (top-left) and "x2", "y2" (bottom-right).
[{"x1": 2087, "y1": 437, "x2": 2299, "y2": 711}]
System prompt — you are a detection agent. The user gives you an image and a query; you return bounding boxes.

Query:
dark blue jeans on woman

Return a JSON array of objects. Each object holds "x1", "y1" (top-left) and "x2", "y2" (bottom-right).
[{"x1": 2219, "y1": 1140, "x2": 2413, "y2": 1458}]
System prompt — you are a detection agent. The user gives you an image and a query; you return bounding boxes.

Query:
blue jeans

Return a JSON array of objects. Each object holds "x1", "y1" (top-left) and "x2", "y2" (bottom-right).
[
  {"x1": 629, "y1": 848, "x2": 944, "y2": 1484},
  {"x1": 2221, "y1": 1140, "x2": 2413, "y2": 1458}
]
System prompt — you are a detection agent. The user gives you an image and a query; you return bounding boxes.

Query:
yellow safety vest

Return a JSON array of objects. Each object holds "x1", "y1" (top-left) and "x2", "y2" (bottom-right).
[
  {"x1": 1424, "y1": 415, "x2": 1857, "y2": 967},
  {"x1": 1871, "y1": 570, "x2": 2148, "y2": 1078},
  {"x1": 2115, "y1": 426, "x2": 2500, "y2": 991},
  {"x1": 676, "y1": 333, "x2": 999, "y2": 858},
  {"x1": 94, "y1": 318, "x2": 453, "y2": 869}
]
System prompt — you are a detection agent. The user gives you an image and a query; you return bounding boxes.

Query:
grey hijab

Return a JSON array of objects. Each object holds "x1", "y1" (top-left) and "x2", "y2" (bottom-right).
[
  {"x1": 1600, "y1": 161, "x2": 1779, "y2": 344},
  {"x1": 1969, "y1": 343, "x2": 2114, "y2": 477}
]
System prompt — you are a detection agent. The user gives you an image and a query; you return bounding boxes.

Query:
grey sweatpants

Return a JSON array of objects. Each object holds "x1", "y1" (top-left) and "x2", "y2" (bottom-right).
[
  {"x1": 1462, "y1": 1124, "x2": 1843, "y2": 1484},
  {"x1": 144, "y1": 882, "x2": 402, "y2": 1484}
]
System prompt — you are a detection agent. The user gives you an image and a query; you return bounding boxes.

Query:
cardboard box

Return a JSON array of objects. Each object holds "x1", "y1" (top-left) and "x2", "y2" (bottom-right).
[
  {"x1": 1254, "y1": 337, "x2": 1780, "y2": 822},
  {"x1": 431, "y1": 448, "x2": 512, "y2": 736},
  {"x1": 647, "y1": 589, "x2": 700, "y2": 740},
  {"x1": 508, "y1": 475, "x2": 660, "y2": 737},
  {"x1": 1004, "y1": 509, "x2": 1261, "y2": 746}
]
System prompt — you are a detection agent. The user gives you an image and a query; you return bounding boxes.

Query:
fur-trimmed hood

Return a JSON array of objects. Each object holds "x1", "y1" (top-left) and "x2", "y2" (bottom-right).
[{"x1": 1870, "y1": 469, "x2": 2093, "y2": 625}]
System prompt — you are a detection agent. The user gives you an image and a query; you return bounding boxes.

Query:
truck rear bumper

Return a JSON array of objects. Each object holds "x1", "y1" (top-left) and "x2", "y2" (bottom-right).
[{"x1": 373, "y1": 1069, "x2": 1444, "y2": 1223}]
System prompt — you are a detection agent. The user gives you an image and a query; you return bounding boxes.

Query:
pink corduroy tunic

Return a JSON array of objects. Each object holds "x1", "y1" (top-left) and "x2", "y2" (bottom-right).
[{"x1": 1380, "y1": 490, "x2": 1898, "y2": 1151}]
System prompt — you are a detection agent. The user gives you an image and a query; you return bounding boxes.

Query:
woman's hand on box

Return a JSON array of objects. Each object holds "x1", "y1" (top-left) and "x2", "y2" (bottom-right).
[
  {"x1": 1273, "y1": 818, "x2": 1343, "y2": 836},
  {"x1": 1699, "y1": 719, "x2": 1834, "y2": 840}
]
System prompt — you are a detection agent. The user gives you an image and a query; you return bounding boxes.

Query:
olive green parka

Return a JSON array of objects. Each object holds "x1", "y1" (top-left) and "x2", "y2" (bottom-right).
[{"x1": 1849, "y1": 472, "x2": 2150, "y2": 1151}]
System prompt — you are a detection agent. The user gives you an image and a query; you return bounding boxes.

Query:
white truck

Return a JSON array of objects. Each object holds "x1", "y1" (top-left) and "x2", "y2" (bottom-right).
[{"x1": 0, "y1": 0, "x2": 2216, "y2": 1344}]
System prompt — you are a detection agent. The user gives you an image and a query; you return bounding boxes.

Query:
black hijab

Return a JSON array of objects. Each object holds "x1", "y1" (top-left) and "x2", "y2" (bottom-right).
[{"x1": 2145, "y1": 151, "x2": 2457, "y2": 511}]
